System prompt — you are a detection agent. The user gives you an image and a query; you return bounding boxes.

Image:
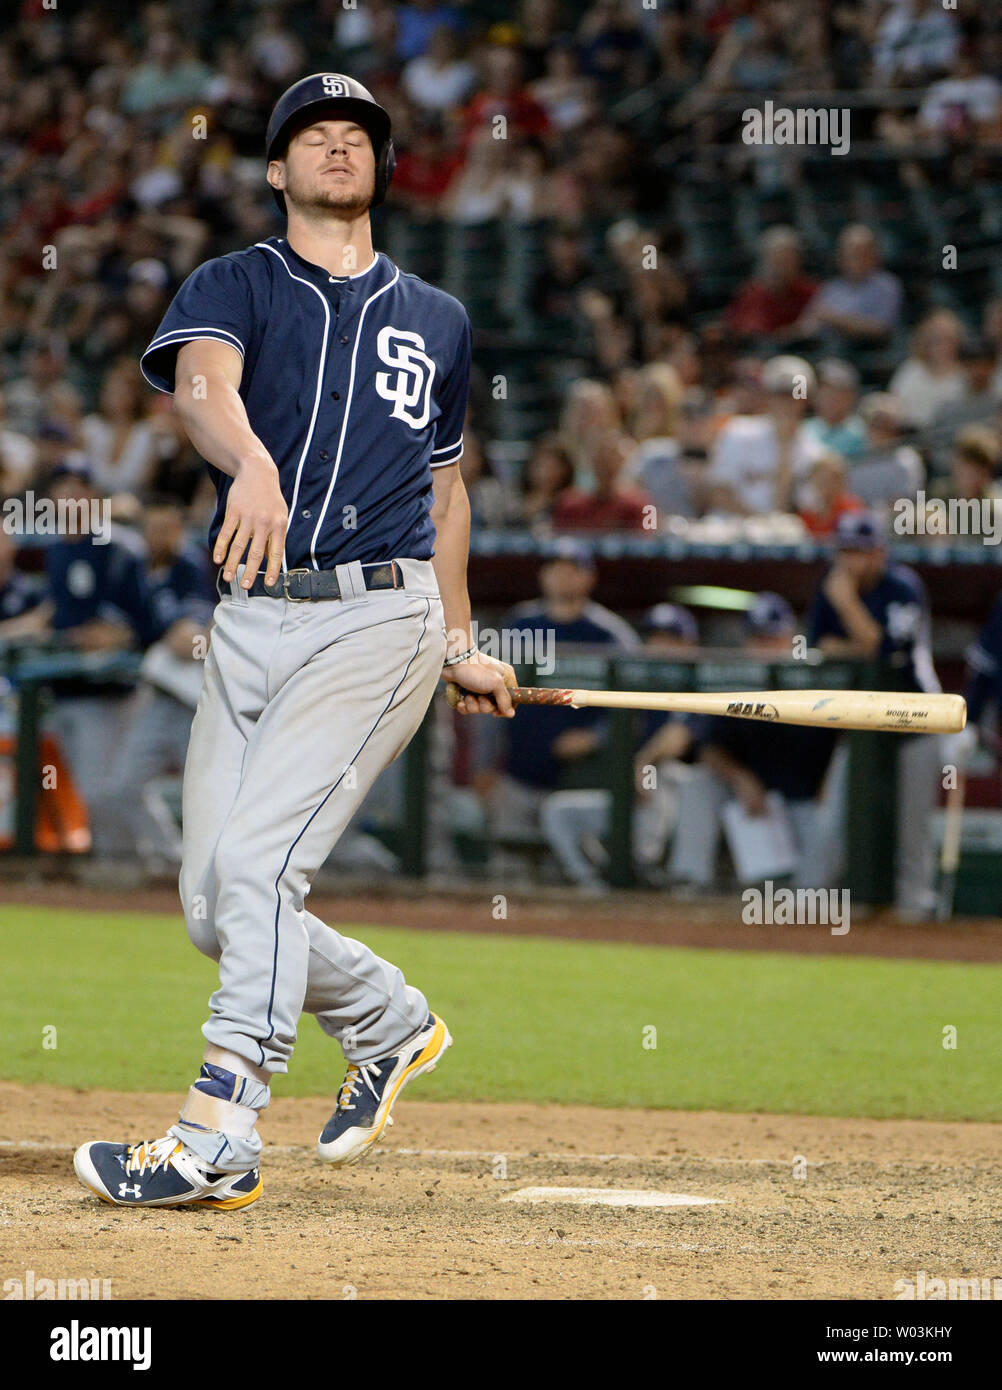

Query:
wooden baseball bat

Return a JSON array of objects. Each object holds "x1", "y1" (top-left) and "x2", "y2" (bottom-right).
[{"x1": 444, "y1": 684, "x2": 966, "y2": 734}]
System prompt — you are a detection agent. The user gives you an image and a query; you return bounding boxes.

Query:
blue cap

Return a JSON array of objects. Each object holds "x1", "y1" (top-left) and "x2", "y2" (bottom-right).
[
  {"x1": 48, "y1": 457, "x2": 95, "y2": 488},
  {"x1": 835, "y1": 509, "x2": 885, "y2": 550},
  {"x1": 745, "y1": 591, "x2": 795, "y2": 636},
  {"x1": 642, "y1": 603, "x2": 698, "y2": 642},
  {"x1": 542, "y1": 537, "x2": 595, "y2": 568}
]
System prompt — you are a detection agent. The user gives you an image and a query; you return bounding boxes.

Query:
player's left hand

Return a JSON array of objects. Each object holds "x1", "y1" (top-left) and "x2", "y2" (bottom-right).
[{"x1": 446, "y1": 651, "x2": 517, "y2": 717}]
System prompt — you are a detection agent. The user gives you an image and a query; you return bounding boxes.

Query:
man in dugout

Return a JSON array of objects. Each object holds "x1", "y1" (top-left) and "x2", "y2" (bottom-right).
[{"x1": 802, "y1": 509, "x2": 943, "y2": 917}]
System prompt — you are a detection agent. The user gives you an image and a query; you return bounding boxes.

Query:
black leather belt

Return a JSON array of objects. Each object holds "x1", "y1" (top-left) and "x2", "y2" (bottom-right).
[{"x1": 220, "y1": 561, "x2": 403, "y2": 602}]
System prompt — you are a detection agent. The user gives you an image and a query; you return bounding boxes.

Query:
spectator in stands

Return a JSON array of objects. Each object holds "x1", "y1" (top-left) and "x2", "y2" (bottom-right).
[
  {"x1": 119, "y1": 26, "x2": 212, "y2": 131},
  {"x1": 888, "y1": 308, "x2": 967, "y2": 429},
  {"x1": 801, "y1": 359, "x2": 867, "y2": 460},
  {"x1": 396, "y1": 0, "x2": 466, "y2": 63},
  {"x1": 796, "y1": 452, "x2": 865, "y2": 538},
  {"x1": 3, "y1": 336, "x2": 72, "y2": 437},
  {"x1": 850, "y1": 393, "x2": 924, "y2": 511},
  {"x1": 24, "y1": 232, "x2": 103, "y2": 351},
  {"x1": 541, "y1": 602, "x2": 699, "y2": 891},
  {"x1": 578, "y1": 0, "x2": 657, "y2": 91},
  {"x1": 518, "y1": 0, "x2": 562, "y2": 80},
  {"x1": 531, "y1": 224, "x2": 596, "y2": 323},
  {"x1": 708, "y1": 355, "x2": 822, "y2": 516},
  {"x1": 461, "y1": 44, "x2": 550, "y2": 146},
  {"x1": 982, "y1": 298, "x2": 1002, "y2": 402},
  {"x1": 518, "y1": 431, "x2": 576, "y2": 529},
  {"x1": 479, "y1": 538, "x2": 639, "y2": 868},
  {"x1": 402, "y1": 24, "x2": 477, "y2": 111},
  {"x1": 80, "y1": 360, "x2": 158, "y2": 497},
  {"x1": 793, "y1": 224, "x2": 903, "y2": 348},
  {"x1": 927, "y1": 424, "x2": 1002, "y2": 516},
  {"x1": 389, "y1": 117, "x2": 463, "y2": 217},
  {"x1": 623, "y1": 362, "x2": 700, "y2": 521},
  {"x1": 551, "y1": 430, "x2": 653, "y2": 530},
  {"x1": 724, "y1": 226, "x2": 818, "y2": 343},
  {"x1": 916, "y1": 40, "x2": 1002, "y2": 143},
  {"x1": 873, "y1": 0, "x2": 959, "y2": 84},
  {"x1": 925, "y1": 337, "x2": 1002, "y2": 474},
  {"x1": 0, "y1": 387, "x2": 37, "y2": 489},
  {"x1": 247, "y1": 6, "x2": 306, "y2": 84},
  {"x1": 531, "y1": 39, "x2": 597, "y2": 131},
  {"x1": 668, "y1": 592, "x2": 836, "y2": 892},
  {"x1": 460, "y1": 429, "x2": 515, "y2": 529},
  {"x1": 559, "y1": 378, "x2": 620, "y2": 479},
  {"x1": 443, "y1": 126, "x2": 542, "y2": 223},
  {"x1": 804, "y1": 509, "x2": 943, "y2": 917}
]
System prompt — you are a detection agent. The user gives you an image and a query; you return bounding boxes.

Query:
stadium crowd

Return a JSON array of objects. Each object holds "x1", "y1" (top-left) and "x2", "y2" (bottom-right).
[{"x1": 1, "y1": 0, "x2": 1001, "y2": 901}]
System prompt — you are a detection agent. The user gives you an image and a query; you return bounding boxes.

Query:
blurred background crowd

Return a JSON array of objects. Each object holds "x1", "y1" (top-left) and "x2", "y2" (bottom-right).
[{"x1": 1, "y1": 0, "x2": 1001, "y2": 903}]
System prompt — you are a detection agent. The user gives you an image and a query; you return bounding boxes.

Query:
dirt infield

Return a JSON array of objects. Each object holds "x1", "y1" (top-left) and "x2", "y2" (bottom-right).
[{"x1": 2, "y1": 1083, "x2": 1000, "y2": 1300}]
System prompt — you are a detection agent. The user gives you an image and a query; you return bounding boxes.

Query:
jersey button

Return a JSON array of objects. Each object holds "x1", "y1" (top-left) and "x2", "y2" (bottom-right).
[
  {"x1": 301, "y1": 508, "x2": 312, "y2": 519},
  {"x1": 339, "y1": 335, "x2": 348, "y2": 345},
  {"x1": 319, "y1": 450, "x2": 330, "y2": 461},
  {"x1": 330, "y1": 391, "x2": 340, "y2": 401}
]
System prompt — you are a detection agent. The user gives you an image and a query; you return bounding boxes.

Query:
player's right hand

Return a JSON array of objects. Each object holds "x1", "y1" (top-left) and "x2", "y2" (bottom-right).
[
  {"x1": 214, "y1": 457, "x2": 289, "y2": 589},
  {"x1": 447, "y1": 651, "x2": 517, "y2": 718}
]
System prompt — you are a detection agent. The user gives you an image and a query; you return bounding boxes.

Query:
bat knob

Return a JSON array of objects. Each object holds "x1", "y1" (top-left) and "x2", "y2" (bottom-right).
[{"x1": 445, "y1": 681, "x2": 463, "y2": 708}]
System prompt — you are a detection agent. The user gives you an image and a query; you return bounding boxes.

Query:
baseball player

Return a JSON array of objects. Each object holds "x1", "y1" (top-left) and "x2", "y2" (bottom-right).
[
  {"x1": 801, "y1": 509, "x2": 942, "y2": 916},
  {"x1": 74, "y1": 74, "x2": 515, "y2": 1210}
]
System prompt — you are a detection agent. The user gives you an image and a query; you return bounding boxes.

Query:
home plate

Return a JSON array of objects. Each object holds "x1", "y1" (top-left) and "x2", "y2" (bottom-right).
[{"x1": 502, "y1": 1187, "x2": 723, "y2": 1208}]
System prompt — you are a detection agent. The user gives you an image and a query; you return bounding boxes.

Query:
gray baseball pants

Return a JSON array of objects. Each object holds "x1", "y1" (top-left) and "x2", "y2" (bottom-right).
[{"x1": 176, "y1": 558, "x2": 446, "y2": 1164}]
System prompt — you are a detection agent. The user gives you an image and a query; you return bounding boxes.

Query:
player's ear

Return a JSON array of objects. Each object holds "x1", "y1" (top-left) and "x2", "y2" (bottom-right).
[{"x1": 266, "y1": 159, "x2": 286, "y2": 194}]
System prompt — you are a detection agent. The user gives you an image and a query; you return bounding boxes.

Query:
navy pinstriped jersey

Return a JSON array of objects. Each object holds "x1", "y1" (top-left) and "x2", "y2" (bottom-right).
[{"x1": 140, "y1": 239, "x2": 471, "y2": 570}]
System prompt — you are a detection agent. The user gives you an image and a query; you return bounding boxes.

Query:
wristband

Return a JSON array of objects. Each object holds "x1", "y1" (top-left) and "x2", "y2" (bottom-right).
[{"x1": 443, "y1": 644, "x2": 478, "y2": 668}]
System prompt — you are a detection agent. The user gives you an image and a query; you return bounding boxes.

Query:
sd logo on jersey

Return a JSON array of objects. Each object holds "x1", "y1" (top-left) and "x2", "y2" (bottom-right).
[{"x1": 374, "y1": 326, "x2": 436, "y2": 429}]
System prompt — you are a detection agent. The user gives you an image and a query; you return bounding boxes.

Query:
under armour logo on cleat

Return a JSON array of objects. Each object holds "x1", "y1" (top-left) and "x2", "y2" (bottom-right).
[{"x1": 118, "y1": 1183, "x2": 142, "y2": 1198}]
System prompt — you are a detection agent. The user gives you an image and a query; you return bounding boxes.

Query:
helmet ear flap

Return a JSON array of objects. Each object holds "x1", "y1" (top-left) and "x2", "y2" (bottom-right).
[{"x1": 372, "y1": 138, "x2": 396, "y2": 207}]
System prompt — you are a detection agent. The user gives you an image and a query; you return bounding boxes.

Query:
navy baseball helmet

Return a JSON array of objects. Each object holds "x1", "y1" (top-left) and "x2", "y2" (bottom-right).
[
  {"x1": 834, "y1": 509, "x2": 886, "y2": 551},
  {"x1": 265, "y1": 73, "x2": 395, "y2": 213},
  {"x1": 745, "y1": 592, "x2": 795, "y2": 636},
  {"x1": 642, "y1": 603, "x2": 698, "y2": 643}
]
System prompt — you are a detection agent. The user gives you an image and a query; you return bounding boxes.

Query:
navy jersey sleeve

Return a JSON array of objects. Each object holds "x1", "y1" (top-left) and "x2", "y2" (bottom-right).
[
  {"x1": 430, "y1": 311, "x2": 472, "y2": 468},
  {"x1": 140, "y1": 255, "x2": 255, "y2": 395}
]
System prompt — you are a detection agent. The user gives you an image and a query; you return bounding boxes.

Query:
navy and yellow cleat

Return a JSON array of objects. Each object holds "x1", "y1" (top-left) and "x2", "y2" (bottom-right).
[
  {"x1": 317, "y1": 1012, "x2": 452, "y2": 1166},
  {"x1": 73, "y1": 1135, "x2": 262, "y2": 1210}
]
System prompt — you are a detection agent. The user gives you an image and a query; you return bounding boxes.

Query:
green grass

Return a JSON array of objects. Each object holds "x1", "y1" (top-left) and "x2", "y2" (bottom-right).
[{"x1": 3, "y1": 905, "x2": 1001, "y2": 1121}]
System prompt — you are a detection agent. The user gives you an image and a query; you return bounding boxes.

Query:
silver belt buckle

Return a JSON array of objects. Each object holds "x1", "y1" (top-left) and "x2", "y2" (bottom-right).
[{"x1": 283, "y1": 568, "x2": 313, "y2": 603}]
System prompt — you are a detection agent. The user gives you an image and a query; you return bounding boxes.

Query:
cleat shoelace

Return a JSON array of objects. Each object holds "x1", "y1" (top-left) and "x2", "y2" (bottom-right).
[
  {"x1": 125, "y1": 1136, "x2": 182, "y2": 1177},
  {"x1": 336, "y1": 1062, "x2": 383, "y2": 1113}
]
